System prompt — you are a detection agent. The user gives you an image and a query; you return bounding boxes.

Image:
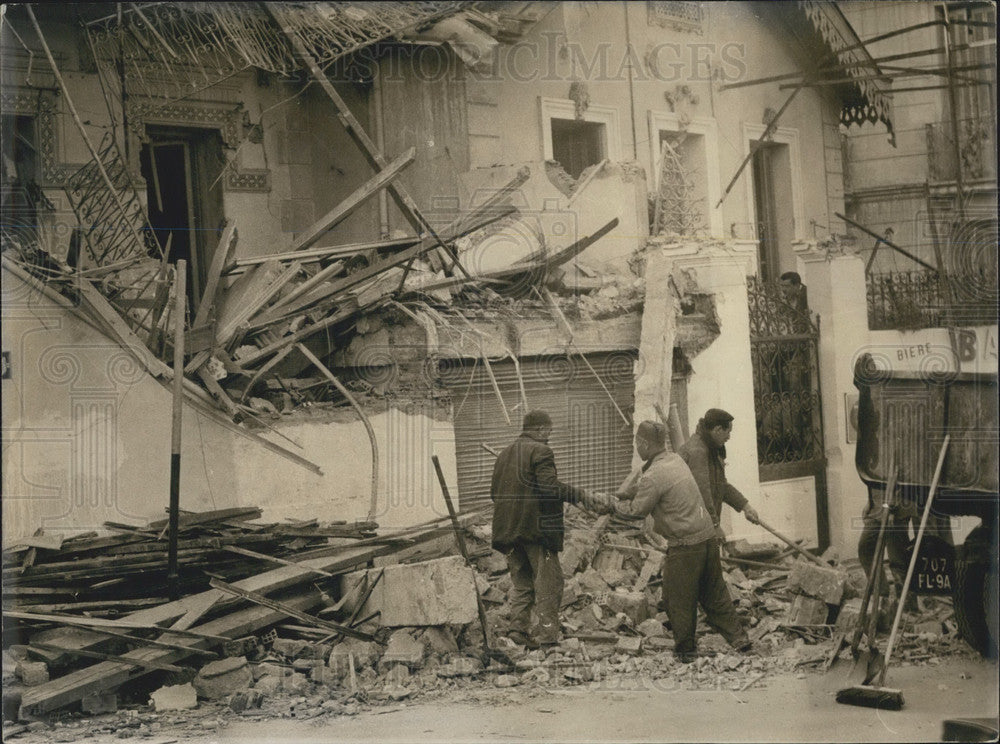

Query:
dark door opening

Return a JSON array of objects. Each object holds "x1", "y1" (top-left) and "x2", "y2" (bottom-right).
[
  {"x1": 140, "y1": 126, "x2": 225, "y2": 309},
  {"x1": 751, "y1": 142, "x2": 793, "y2": 283}
]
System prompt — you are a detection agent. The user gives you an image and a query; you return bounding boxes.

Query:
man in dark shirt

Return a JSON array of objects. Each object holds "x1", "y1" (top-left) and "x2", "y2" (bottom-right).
[{"x1": 491, "y1": 410, "x2": 607, "y2": 647}]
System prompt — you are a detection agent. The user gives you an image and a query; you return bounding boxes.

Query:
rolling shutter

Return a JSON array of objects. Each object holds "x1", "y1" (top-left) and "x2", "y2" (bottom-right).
[{"x1": 442, "y1": 352, "x2": 637, "y2": 510}]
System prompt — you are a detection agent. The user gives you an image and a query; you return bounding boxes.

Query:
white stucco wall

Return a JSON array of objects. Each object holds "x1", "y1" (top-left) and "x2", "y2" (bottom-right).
[{"x1": 1, "y1": 269, "x2": 454, "y2": 546}]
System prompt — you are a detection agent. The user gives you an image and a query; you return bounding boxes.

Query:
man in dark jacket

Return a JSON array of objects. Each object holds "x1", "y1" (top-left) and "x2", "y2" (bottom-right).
[
  {"x1": 491, "y1": 410, "x2": 606, "y2": 647},
  {"x1": 615, "y1": 420, "x2": 751, "y2": 661},
  {"x1": 679, "y1": 408, "x2": 760, "y2": 536}
]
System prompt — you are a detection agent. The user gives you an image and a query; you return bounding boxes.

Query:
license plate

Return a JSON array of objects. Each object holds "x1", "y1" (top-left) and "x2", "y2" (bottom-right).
[{"x1": 907, "y1": 535, "x2": 955, "y2": 596}]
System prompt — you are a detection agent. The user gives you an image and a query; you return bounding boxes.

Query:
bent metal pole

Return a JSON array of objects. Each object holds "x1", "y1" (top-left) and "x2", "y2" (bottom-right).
[{"x1": 168, "y1": 260, "x2": 186, "y2": 600}]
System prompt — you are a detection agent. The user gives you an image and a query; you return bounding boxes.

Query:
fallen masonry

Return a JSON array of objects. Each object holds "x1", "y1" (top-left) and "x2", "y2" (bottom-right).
[{"x1": 0, "y1": 507, "x2": 979, "y2": 737}]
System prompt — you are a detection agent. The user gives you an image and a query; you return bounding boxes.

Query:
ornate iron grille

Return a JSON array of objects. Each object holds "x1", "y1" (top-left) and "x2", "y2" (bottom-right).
[
  {"x1": 747, "y1": 276, "x2": 824, "y2": 472},
  {"x1": 647, "y1": 1, "x2": 703, "y2": 33},
  {"x1": 867, "y1": 270, "x2": 999, "y2": 331},
  {"x1": 65, "y1": 132, "x2": 160, "y2": 266}
]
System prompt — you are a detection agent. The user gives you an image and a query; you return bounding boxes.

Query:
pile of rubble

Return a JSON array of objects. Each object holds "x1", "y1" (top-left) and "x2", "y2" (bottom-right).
[{"x1": 2, "y1": 509, "x2": 974, "y2": 740}]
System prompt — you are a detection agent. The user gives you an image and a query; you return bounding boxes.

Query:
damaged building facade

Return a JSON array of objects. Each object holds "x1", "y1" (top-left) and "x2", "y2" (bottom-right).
[{"x1": 1, "y1": 0, "x2": 993, "y2": 568}]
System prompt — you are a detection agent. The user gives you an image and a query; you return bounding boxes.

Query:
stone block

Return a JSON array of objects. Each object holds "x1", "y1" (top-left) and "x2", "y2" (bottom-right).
[
  {"x1": 193, "y1": 657, "x2": 252, "y2": 700},
  {"x1": 561, "y1": 530, "x2": 601, "y2": 575},
  {"x1": 328, "y1": 639, "x2": 380, "y2": 677},
  {"x1": 253, "y1": 676, "x2": 283, "y2": 696},
  {"x1": 787, "y1": 562, "x2": 847, "y2": 605},
  {"x1": 343, "y1": 556, "x2": 478, "y2": 626},
  {"x1": 382, "y1": 664, "x2": 411, "y2": 687},
  {"x1": 15, "y1": 661, "x2": 48, "y2": 687},
  {"x1": 605, "y1": 590, "x2": 650, "y2": 625},
  {"x1": 577, "y1": 568, "x2": 610, "y2": 596},
  {"x1": 637, "y1": 618, "x2": 666, "y2": 638},
  {"x1": 270, "y1": 639, "x2": 309, "y2": 659},
  {"x1": 378, "y1": 630, "x2": 426, "y2": 671},
  {"x1": 785, "y1": 594, "x2": 830, "y2": 625},
  {"x1": 228, "y1": 690, "x2": 264, "y2": 713},
  {"x1": 418, "y1": 626, "x2": 459, "y2": 656},
  {"x1": 615, "y1": 636, "x2": 643, "y2": 655},
  {"x1": 81, "y1": 692, "x2": 117, "y2": 715},
  {"x1": 150, "y1": 683, "x2": 198, "y2": 712},
  {"x1": 834, "y1": 598, "x2": 863, "y2": 633},
  {"x1": 436, "y1": 656, "x2": 484, "y2": 678},
  {"x1": 309, "y1": 666, "x2": 340, "y2": 688}
]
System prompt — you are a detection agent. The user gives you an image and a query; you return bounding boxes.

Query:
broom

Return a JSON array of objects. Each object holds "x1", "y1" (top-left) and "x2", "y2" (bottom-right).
[{"x1": 836, "y1": 434, "x2": 950, "y2": 710}]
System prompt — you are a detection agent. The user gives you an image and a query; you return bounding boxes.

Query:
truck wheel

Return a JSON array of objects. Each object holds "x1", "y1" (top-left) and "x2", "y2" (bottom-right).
[{"x1": 953, "y1": 525, "x2": 999, "y2": 658}]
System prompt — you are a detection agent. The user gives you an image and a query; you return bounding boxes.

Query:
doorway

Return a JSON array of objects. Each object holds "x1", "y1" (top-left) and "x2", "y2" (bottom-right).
[
  {"x1": 140, "y1": 126, "x2": 225, "y2": 309},
  {"x1": 751, "y1": 142, "x2": 793, "y2": 283}
]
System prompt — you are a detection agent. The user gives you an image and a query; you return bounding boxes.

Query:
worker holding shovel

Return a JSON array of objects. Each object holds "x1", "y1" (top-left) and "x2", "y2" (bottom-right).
[{"x1": 679, "y1": 408, "x2": 761, "y2": 538}]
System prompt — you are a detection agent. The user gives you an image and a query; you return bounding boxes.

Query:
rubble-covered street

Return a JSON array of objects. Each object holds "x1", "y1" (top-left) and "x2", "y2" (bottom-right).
[{"x1": 3, "y1": 509, "x2": 994, "y2": 743}]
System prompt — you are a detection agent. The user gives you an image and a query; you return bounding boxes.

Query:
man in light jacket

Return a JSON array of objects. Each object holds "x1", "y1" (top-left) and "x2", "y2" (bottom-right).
[
  {"x1": 616, "y1": 420, "x2": 751, "y2": 661},
  {"x1": 679, "y1": 408, "x2": 760, "y2": 537}
]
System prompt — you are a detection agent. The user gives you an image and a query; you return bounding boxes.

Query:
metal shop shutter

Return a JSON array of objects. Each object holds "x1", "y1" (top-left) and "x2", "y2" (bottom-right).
[{"x1": 443, "y1": 352, "x2": 637, "y2": 510}]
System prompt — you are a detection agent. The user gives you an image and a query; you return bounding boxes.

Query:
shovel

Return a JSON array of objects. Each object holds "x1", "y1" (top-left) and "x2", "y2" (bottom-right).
[
  {"x1": 431, "y1": 455, "x2": 514, "y2": 672},
  {"x1": 842, "y1": 451, "x2": 897, "y2": 678},
  {"x1": 837, "y1": 434, "x2": 951, "y2": 710}
]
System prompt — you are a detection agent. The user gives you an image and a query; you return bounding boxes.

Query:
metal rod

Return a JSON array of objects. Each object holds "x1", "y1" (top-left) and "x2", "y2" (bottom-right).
[
  {"x1": 941, "y1": 4, "x2": 967, "y2": 221},
  {"x1": 431, "y1": 455, "x2": 491, "y2": 649},
  {"x1": 168, "y1": 260, "x2": 186, "y2": 601},
  {"x1": 835, "y1": 212, "x2": 939, "y2": 273},
  {"x1": 295, "y1": 344, "x2": 379, "y2": 523},
  {"x1": 716, "y1": 85, "x2": 803, "y2": 209}
]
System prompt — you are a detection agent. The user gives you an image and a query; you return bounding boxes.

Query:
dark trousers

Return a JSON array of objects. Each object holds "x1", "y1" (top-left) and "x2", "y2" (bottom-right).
[
  {"x1": 662, "y1": 538, "x2": 746, "y2": 653},
  {"x1": 506, "y1": 542, "x2": 563, "y2": 643}
]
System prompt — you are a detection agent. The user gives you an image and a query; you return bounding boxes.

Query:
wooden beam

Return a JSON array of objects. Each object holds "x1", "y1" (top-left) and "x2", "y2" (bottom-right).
[
  {"x1": 226, "y1": 237, "x2": 416, "y2": 273},
  {"x1": 265, "y1": 3, "x2": 471, "y2": 281},
  {"x1": 193, "y1": 219, "x2": 238, "y2": 328},
  {"x1": 28, "y1": 643, "x2": 187, "y2": 674},
  {"x1": 222, "y1": 546, "x2": 337, "y2": 578},
  {"x1": 291, "y1": 147, "x2": 415, "y2": 253},
  {"x1": 208, "y1": 578, "x2": 376, "y2": 641}
]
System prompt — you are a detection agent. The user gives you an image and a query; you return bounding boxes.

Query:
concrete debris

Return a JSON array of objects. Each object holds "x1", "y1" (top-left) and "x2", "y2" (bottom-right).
[
  {"x1": 378, "y1": 630, "x2": 426, "y2": 671},
  {"x1": 785, "y1": 595, "x2": 830, "y2": 626},
  {"x1": 344, "y1": 555, "x2": 479, "y2": 626},
  {"x1": 149, "y1": 683, "x2": 198, "y2": 712},
  {"x1": 80, "y1": 692, "x2": 117, "y2": 715},
  {"x1": 14, "y1": 661, "x2": 49, "y2": 687},
  {"x1": 193, "y1": 657, "x2": 253, "y2": 701},
  {"x1": 2, "y1": 508, "x2": 979, "y2": 732},
  {"x1": 786, "y1": 561, "x2": 847, "y2": 605}
]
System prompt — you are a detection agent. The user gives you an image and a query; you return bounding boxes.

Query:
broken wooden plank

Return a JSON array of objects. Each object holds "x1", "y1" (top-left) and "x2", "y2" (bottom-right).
[
  {"x1": 267, "y1": 3, "x2": 471, "y2": 280},
  {"x1": 208, "y1": 578, "x2": 375, "y2": 641},
  {"x1": 2, "y1": 611, "x2": 229, "y2": 642},
  {"x1": 217, "y1": 260, "x2": 303, "y2": 347},
  {"x1": 258, "y1": 260, "x2": 344, "y2": 318},
  {"x1": 226, "y1": 237, "x2": 415, "y2": 273},
  {"x1": 222, "y1": 546, "x2": 336, "y2": 578},
  {"x1": 193, "y1": 219, "x2": 238, "y2": 328},
  {"x1": 18, "y1": 586, "x2": 321, "y2": 717},
  {"x1": 291, "y1": 147, "x2": 416, "y2": 253},
  {"x1": 28, "y1": 643, "x2": 187, "y2": 674}
]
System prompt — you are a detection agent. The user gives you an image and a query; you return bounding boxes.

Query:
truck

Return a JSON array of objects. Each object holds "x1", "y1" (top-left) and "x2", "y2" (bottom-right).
[{"x1": 853, "y1": 349, "x2": 998, "y2": 657}]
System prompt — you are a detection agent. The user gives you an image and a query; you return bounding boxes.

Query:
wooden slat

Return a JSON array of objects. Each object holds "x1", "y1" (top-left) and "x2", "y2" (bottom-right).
[
  {"x1": 290, "y1": 148, "x2": 415, "y2": 253},
  {"x1": 193, "y1": 219, "x2": 238, "y2": 327}
]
